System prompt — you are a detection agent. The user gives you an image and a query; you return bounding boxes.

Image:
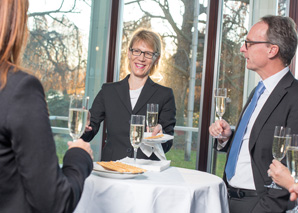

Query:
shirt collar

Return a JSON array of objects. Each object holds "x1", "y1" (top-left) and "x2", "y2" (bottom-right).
[{"x1": 262, "y1": 67, "x2": 289, "y2": 93}]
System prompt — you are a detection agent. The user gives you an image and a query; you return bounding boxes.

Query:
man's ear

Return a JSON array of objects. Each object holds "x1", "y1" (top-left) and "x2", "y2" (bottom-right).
[{"x1": 268, "y1": 44, "x2": 279, "y2": 59}]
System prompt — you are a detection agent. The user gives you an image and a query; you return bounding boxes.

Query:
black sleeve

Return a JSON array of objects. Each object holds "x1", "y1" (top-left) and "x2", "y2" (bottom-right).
[
  {"x1": 81, "y1": 85, "x2": 106, "y2": 142},
  {"x1": 159, "y1": 88, "x2": 176, "y2": 153},
  {"x1": 7, "y1": 74, "x2": 92, "y2": 213}
]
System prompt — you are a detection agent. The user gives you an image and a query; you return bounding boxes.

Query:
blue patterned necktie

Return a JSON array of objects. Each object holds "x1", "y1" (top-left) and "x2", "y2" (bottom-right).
[{"x1": 225, "y1": 81, "x2": 265, "y2": 181}]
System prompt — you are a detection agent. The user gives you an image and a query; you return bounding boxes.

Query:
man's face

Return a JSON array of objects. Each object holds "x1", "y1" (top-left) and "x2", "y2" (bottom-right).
[{"x1": 240, "y1": 21, "x2": 272, "y2": 73}]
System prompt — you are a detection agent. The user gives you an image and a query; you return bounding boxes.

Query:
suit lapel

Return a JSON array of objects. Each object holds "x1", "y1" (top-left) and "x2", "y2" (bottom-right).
[
  {"x1": 115, "y1": 75, "x2": 133, "y2": 114},
  {"x1": 249, "y1": 72, "x2": 294, "y2": 150},
  {"x1": 133, "y1": 77, "x2": 158, "y2": 114}
]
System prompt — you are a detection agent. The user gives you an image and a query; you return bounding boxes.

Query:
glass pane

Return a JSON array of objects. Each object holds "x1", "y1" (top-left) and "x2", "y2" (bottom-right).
[
  {"x1": 25, "y1": 0, "x2": 92, "y2": 163},
  {"x1": 278, "y1": 0, "x2": 288, "y2": 16},
  {"x1": 211, "y1": 0, "x2": 250, "y2": 177},
  {"x1": 121, "y1": 0, "x2": 208, "y2": 169}
]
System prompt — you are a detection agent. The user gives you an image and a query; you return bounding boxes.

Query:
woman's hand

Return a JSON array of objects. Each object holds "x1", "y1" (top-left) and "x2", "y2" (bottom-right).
[
  {"x1": 289, "y1": 184, "x2": 298, "y2": 201},
  {"x1": 85, "y1": 111, "x2": 92, "y2": 132},
  {"x1": 268, "y1": 159, "x2": 294, "y2": 190},
  {"x1": 148, "y1": 124, "x2": 162, "y2": 136},
  {"x1": 68, "y1": 139, "x2": 93, "y2": 160}
]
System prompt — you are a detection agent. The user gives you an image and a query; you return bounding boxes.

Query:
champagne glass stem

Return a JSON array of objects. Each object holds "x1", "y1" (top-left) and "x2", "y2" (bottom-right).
[
  {"x1": 134, "y1": 148, "x2": 137, "y2": 163},
  {"x1": 218, "y1": 117, "x2": 222, "y2": 137}
]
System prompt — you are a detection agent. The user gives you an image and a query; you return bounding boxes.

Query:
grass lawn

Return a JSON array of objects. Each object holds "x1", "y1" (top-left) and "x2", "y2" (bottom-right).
[{"x1": 166, "y1": 148, "x2": 227, "y2": 178}]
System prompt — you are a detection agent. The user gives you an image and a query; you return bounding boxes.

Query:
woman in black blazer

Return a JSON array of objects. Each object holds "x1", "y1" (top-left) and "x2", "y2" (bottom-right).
[
  {"x1": 82, "y1": 29, "x2": 176, "y2": 161},
  {"x1": 0, "y1": 1, "x2": 93, "y2": 212}
]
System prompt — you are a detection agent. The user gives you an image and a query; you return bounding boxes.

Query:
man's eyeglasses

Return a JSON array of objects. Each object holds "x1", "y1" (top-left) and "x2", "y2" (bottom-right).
[
  {"x1": 244, "y1": 40, "x2": 272, "y2": 49},
  {"x1": 129, "y1": 48, "x2": 158, "y2": 59}
]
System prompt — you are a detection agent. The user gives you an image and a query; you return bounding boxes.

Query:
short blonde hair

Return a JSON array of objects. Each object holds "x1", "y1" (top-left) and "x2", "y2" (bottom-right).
[{"x1": 127, "y1": 28, "x2": 162, "y2": 75}]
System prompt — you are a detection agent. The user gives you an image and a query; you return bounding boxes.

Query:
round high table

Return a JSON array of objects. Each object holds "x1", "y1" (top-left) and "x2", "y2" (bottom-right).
[{"x1": 74, "y1": 166, "x2": 229, "y2": 213}]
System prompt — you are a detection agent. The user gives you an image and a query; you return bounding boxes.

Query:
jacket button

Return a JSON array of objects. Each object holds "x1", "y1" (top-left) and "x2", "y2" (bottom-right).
[{"x1": 127, "y1": 148, "x2": 132, "y2": 152}]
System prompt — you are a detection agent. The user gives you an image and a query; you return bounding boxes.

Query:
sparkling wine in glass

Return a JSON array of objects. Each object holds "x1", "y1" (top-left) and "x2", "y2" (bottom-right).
[
  {"x1": 214, "y1": 88, "x2": 227, "y2": 138},
  {"x1": 146, "y1": 103, "x2": 159, "y2": 133},
  {"x1": 130, "y1": 115, "x2": 145, "y2": 163},
  {"x1": 286, "y1": 134, "x2": 298, "y2": 212},
  {"x1": 68, "y1": 95, "x2": 89, "y2": 142},
  {"x1": 265, "y1": 126, "x2": 291, "y2": 189}
]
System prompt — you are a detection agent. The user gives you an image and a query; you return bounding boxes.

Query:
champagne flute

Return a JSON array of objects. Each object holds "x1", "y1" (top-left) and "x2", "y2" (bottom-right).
[
  {"x1": 286, "y1": 134, "x2": 298, "y2": 212},
  {"x1": 214, "y1": 88, "x2": 227, "y2": 138},
  {"x1": 68, "y1": 95, "x2": 89, "y2": 142},
  {"x1": 146, "y1": 103, "x2": 159, "y2": 133},
  {"x1": 265, "y1": 126, "x2": 291, "y2": 189},
  {"x1": 130, "y1": 115, "x2": 145, "y2": 163}
]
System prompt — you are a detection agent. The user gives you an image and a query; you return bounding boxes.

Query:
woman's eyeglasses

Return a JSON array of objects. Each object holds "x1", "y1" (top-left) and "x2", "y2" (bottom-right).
[{"x1": 129, "y1": 48, "x2": 158, "y2": 59}]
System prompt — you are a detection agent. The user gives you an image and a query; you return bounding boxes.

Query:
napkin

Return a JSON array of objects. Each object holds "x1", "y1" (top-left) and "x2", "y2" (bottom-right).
[
  {"x1": 119, "y1": 157, "x2": 171, "y2": 172},
  {"x1": 140, "y1": 142, "x2": 166, "y2": 160}
]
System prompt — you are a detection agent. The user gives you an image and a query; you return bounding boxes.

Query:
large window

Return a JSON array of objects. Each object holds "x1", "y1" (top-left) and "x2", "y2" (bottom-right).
[
  {"x1": 120, "y1": 0, "x2": 208, "y2": 169},
  {"x1": 26, "y1": 0, "x2": 92, "y2": 162}
]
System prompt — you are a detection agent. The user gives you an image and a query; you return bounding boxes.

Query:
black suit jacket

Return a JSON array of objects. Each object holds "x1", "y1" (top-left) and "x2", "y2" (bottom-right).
[
  {"x1": 0, "y1": 69, "x2": 93, "y2": 213},
  {"x1": 215, "y1": 71, "x2": 298, "y2": 212},
  {"x1": 82, "y1": 75, "x2": 176, "y2": 161}
]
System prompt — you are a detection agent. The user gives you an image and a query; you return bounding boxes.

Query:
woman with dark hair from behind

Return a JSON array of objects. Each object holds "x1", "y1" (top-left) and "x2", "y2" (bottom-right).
[{"x1": 0, "y1": 1, "x2": 93, "y2": 212}]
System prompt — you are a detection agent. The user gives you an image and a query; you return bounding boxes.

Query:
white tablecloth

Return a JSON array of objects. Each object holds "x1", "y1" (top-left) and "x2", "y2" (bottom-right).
[{"x1": 74, "y1": 167, "x2": 229, "y2": 213}]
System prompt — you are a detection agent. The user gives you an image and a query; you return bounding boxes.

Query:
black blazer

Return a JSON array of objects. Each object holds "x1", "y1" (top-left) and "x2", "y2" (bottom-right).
[
  {"x1": 215, "y1": 71, "x2": 298, "y2": 212},
  {"x1": 82, "y1": 75, "x2": 176, "y2": 161},
  {"x1": 0, "y1": 69, "x2": 93, "y2": 213}
]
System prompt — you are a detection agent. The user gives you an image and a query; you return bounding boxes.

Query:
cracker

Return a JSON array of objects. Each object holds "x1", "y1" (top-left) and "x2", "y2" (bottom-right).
[
  {"x1": 144, "y1": 134, "x2": 164, "y2": 139},
  {"x1": 97, "y1": 161, "x2": 146, "y2": 173}
]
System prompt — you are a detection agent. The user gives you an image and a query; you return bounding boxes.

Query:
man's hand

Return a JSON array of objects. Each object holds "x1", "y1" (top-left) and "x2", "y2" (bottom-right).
[{"x1": 209, "y1": 119, "x2": 232, "y2": 142}]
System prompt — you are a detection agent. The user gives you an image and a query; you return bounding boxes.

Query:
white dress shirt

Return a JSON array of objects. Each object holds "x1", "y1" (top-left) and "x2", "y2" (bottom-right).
[{"x1": 225, "y1": 67, "x2": 289, "y2": 189}]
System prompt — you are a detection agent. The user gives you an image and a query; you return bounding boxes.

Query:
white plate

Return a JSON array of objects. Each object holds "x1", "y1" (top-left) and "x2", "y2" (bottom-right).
[
  {"x1": 142, "y1": 133, "x2": 174, "y2": 145},
  {"x1": 92, "y1": 163, "x2": 144, "y2": 179}
]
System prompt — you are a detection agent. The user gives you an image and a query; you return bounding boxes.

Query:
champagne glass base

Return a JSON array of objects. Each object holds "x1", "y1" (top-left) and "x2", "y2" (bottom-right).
[
  {"x1": 214, "y1": 134, "x2": 226, "y2": 139},
  {"x1": 264, "y1": 182, "x2": 282, "y2": 190},
  {"x1": 286, "y1": 206, "x2": 298, "y2": 213}
]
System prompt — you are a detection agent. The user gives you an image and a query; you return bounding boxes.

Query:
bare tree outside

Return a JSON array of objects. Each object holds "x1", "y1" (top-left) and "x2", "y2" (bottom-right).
[
  {"x1": 24, "y1": 0, "x2": 92, "y2": 162},
  {"x1": 121, "y1": 0, "x2": 250, "y2": 165}
]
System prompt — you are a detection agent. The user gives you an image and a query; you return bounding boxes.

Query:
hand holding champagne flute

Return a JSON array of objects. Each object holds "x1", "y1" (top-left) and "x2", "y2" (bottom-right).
[
  {"x1": 214, "y1": 88, "x2": 227, "y2": 138},
  {"x1": 286, "y1": 134, "x2": 298, "y2": 212},
  {"x1": 68, "y1": 95, "x2": 89, "y2": 142},
  {"x1": 265, "y1": 126, "x2": 291, "y2": 189},
  {"x1": 130, "y1": 115, "x2": 145, "y2": 163}
]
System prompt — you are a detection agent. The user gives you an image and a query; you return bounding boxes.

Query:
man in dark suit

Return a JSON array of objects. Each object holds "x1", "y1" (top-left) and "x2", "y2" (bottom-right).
[{"x1": 209, "y1": 15, "x2": 298, "y2": 212}]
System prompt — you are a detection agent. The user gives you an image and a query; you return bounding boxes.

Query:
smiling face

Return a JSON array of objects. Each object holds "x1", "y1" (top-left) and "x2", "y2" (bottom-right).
[
  {"x1": 240, "y1": 21, "x2": 272, "y2": 73},
  {"x1": 128, "y1": 40, "x2": 159, "y2": 78}
]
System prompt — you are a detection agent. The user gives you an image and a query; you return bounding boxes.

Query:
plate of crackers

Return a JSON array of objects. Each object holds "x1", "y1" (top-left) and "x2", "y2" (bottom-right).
[
  {"x1": 93, "y1": 161, "x2": 146, "y2": 179},
  {"x1": 142, "y1": 133, "x2": 174, "y2": 145}
]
